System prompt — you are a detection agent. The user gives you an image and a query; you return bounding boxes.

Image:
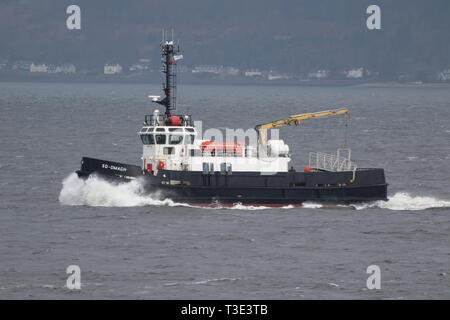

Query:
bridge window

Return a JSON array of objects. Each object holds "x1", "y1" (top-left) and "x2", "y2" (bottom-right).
[
  {"x1": 185, "y1": 135, "x2": 195, "y2": 144},
  {"x1": 155, "y1": 134, "x2": 166, "y2": 144},
  {"x1": 141, "y1": 134, "x2": 155, "y2": 145},
  {"x1": 169, "y1": 135, "x2": 183, "y2": 145}
]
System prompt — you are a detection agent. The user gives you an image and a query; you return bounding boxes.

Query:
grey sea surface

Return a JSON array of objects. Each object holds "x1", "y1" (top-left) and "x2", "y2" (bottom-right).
[{"x1": 0, "y1": 81, "x2": 449, "y2": 299}]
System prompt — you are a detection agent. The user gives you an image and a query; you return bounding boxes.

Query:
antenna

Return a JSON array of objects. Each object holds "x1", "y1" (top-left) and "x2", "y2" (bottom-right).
[{"x1": 151, "y1": 30, "x2": 181, "y2": 118}]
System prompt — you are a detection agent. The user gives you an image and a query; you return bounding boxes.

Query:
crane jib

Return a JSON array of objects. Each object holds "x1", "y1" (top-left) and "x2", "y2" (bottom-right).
[{"x1": 256, "y1": 108, "x2": 349, "y2": 144}]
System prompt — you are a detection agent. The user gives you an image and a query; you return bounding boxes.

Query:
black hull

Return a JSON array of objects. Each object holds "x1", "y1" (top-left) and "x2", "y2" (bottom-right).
[
  {"x1": 152, "y1": 185, "x2": 388, "y2": 206},
  {"x1": 76, "y1": 157, "x2": 388, "y2": 206}
]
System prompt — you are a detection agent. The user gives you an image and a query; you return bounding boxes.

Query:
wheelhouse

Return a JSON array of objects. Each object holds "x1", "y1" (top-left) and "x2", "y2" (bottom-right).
[{"x1": 140, "y1": 126, "x2": 196, "y2": 146}]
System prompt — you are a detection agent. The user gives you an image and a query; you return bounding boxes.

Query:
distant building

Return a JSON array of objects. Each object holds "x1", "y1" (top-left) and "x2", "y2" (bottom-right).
[
  {"x1": 11, "y1": 61, "x2": 32, "y2": 71},
  {"x1": 308, "y1": 70, "x2": 329, "y2": 80},
  {"x1": 267, "y1": 72, "x2": 290, "y2": 80},
  {"x1": 129, "y1": 58, "x2": 151, "y2": 72},
  {"x1": 438, "y1": 69, "x2": 450, "y2": 82},
  {"x1": 244, "y1": 69, "x2": 262, "y2": 77},
  {"x1": 221, "y1": 66, "x2": 240, "y2": 76},
  {"x1": 129, "y1": 64, "x2": 148, "y2": 72},
  {"x1": 56, "y1": 64, "x2": 76, "y2": 73},
  {"x1": 30, "y1": 63, "x2": 48, "y2": 73},
  {"x1": 192, "y1": 65, "x2": 223, "y2": 74},
  {"x1": 47, "y1": 65, "x2": 58, "y2": 73},
  {"x1": 346, "y1": 68, "x2": 364, "y2": 79},
  {"x1": 104, "y1": 64, "x2": 123, "y2": 75}
]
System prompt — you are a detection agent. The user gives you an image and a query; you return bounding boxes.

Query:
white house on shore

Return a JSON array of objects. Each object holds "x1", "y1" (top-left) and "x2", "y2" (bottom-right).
[
  {"x1": 129, "y1": 58, "x2": 151, "y2": 72},
  {"x1": 244, "y1": 69, "x2": 263, "y2": 77},
  {"x1": 192, "y1": 65, "x2": 223, "y2": 74},
  {"x1": 438, "y1": 69, "x2": 450, "y2": 81},
  {"x1": 308, "y1": 70, "x2": 329, "y2": 79},
  {"x1": 104, "y1": 64, "x2": 123, "y2": 75},
  {"x1": 345, "y1": 68, "x2": 364, "y2": 79},
  {"x1": 267, "y1": 71, "x2": 290, "y2": 80},
  {"x1": 221, "y1": 66, "x2": 240, "y2": 76},
  {"x1": 13, "y1": 61, "x2": 32, "y2": 71},
  {"x1": 56, "y1": 64, "x2": 76, "y2": 73},
  {"x1": 30, "y1": 63, "x2": 48, "y2": 73}
]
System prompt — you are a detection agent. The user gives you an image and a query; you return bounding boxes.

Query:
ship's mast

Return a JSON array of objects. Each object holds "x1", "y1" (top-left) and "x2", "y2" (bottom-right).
[{"x1": 155, "y1": 31, "x2": 181, "y2": 117}]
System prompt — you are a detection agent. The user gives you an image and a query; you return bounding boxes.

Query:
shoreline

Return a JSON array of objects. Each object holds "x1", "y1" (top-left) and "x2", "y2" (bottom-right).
[{"x1": 1, "y1": 73, "x2": 450, "y2": 88}]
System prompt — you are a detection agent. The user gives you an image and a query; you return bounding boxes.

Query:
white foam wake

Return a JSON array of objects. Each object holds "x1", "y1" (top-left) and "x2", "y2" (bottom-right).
[
  {"x1": 58, "y1": 173, "x2": 181, "y2": 207},
  {"x1": 58, "y1": 173, "x2": 297, "y2": 209},
  {"x1": 280, "y1": 192, "x2": 450, "y2": 211},
  {"x1": 302, "y1": 202, "x2": 324, "y2": 209},
  {"x1": 352, "y1": 192, "x2": 450, "y2": 211}
]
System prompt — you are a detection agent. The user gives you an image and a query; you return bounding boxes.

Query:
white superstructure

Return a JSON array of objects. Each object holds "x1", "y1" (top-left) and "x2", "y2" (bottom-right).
[{"x1": 140, "y1": 111, "x2": 291, "y2": 175}]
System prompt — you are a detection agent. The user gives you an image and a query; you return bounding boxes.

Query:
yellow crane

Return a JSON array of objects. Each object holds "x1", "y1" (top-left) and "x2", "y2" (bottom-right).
[{"x1": 255, "y1": 108, "x2": 349, "y2": 144}]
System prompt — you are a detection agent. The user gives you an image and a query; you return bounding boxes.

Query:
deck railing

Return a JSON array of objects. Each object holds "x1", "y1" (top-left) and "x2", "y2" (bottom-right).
[
  {"x1": 144, "y1": 114, "x2": 193, "y2": 127},
  {"x1": 309, "y1": 149, "x2": 357, "y2": 172}
]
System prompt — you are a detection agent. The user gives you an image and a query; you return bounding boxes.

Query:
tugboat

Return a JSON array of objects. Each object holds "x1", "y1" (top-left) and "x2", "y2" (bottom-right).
[{"x1": 76, "y1": 37, "x2": 388, "y2": 206}]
